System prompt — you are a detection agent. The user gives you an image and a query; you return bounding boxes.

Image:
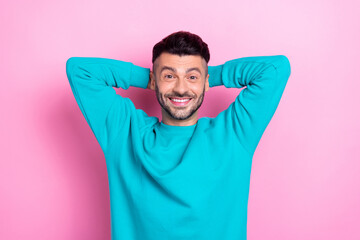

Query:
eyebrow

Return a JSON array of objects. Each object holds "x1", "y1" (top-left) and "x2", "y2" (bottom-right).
[{"x1": 159, "y1": 66, "x2": 202, "y2": 75}]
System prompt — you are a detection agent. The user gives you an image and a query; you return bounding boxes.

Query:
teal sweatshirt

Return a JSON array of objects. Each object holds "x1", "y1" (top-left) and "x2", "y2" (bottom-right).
[{"x1": 66, "y1": 55, "x2": 291, "y2": 240}]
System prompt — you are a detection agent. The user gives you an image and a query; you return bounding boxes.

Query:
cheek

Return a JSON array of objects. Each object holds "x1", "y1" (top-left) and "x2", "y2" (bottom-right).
[
  {"x1": 192, "y1": 84, "x2": 205, "y2": 95},
  {"x1": 157, "y1": 83, "x2": 173, "y2": 94}
]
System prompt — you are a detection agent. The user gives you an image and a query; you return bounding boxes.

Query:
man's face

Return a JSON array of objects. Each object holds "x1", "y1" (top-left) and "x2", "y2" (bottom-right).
[{"x1": 150, "y1": 52, "x2": 210, "y2": 121}]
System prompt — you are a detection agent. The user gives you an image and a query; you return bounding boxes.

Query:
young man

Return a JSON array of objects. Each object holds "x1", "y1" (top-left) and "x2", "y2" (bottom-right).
[{"x1": 66, "y1": 31, "x2": 291, "y2": 240}]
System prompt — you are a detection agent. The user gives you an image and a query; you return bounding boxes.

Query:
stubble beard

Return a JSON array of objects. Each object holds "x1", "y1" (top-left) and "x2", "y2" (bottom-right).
[{"x1": 155, "y1": 83, "x2": 205, "y2": 121}]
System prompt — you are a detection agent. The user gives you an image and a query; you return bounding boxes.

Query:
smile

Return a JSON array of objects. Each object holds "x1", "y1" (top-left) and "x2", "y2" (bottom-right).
[{"x1": 168, "y1": 97, "x2": 192, "y2": 106}]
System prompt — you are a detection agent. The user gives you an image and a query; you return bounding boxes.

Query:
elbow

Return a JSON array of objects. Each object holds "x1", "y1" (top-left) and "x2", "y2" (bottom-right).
[
  {"x1": 272, "y1": 55, "x2": 291, "y2": 80},
  {"x1": 66, "y1": 57, "x2": 75, "y2": 75},
  {"x1": 279, "y1": 55, "x2": 291, "y2": 78},
  {"x1": 66, "y1": 57, "x2": 83, "y2": 79},
  {"x1": 66, "y1": 57, "x2": 80, "y2": 72}
]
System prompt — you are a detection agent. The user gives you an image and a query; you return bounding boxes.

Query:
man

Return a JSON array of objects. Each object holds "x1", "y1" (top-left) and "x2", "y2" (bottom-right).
[{"x1": 66, "y1": 31, "x2": 291, "y2": 240}]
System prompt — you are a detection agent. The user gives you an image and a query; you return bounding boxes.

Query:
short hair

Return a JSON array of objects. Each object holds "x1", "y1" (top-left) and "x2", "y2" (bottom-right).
[{"x1": 152, "y1": 31, "x2": 210, "y2": 68}]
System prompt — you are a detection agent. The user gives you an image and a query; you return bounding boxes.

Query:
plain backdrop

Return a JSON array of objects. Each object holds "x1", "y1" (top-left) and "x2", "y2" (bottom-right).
[{"x1": 1, "y1": 0, "x2": 359, "y2": 239}]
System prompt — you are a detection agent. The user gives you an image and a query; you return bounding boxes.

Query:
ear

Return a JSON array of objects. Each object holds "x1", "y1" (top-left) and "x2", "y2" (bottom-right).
[
  {"x1": 205, "y1": 73, "x2": 210, "y2": 92},
  {"x1": 149, "y1": 70, "x2": 156, "y2": 90}
]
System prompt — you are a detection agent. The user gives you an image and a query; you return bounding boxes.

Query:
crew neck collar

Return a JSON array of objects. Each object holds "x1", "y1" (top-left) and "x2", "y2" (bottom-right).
[{"x1": 157, "y1": 121, "x2": 197, "y2": 134}]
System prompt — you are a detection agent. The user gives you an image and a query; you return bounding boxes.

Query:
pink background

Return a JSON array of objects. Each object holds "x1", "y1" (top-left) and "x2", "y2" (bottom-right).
[{"x1": 1, "y1": 0, "x2": 359, "y2": 239}]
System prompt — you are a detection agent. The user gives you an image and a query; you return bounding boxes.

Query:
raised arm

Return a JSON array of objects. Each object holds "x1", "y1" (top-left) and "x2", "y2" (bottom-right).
[
  {"x1": 65, "y1": 57, "x2": 150, "y2": 153},
  {"x1": 208, "y1": 55, "x2": 291, "y2": 156}
]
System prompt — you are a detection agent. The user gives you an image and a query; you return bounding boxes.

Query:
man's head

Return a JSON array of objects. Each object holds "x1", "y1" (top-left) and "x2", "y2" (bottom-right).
[{"x1": 149, "y1": 31, "x2": 210, "y2": 126}]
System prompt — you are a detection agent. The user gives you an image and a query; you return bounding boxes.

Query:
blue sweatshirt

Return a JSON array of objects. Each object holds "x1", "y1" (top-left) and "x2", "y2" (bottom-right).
[{"x1": 66, "y1": 54, "x2": 291, "y2": 240}]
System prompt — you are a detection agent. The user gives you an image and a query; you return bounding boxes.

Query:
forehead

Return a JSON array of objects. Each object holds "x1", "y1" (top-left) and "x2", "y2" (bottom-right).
[{"x1": 155, "y1": 52, "x2": 206, "y2": 73}]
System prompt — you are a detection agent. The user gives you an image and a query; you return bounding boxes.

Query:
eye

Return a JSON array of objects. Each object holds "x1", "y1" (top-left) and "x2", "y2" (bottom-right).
[
  {"x1": 189, "y1": 76, "x2": 198, "y2": 80},
  {"x1": 164, "y1": 74, "x2": 173, "y2": 79}
]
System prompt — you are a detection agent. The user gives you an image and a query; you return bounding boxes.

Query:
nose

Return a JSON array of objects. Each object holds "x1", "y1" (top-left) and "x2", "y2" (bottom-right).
[{"x1": 172, "y1": 78, "x2": 189, "y2": 96}]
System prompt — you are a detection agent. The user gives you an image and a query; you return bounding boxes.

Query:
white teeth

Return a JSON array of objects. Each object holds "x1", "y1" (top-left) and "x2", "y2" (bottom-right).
[{"x1": 170, "y1": 98, "x2": 190, "y2": 102}]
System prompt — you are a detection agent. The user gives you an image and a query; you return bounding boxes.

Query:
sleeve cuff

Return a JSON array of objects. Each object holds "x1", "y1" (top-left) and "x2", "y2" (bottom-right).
[
  {"x1": 208, "y1": 65, "x2": 223, "y2": 87},
  {"x1": 130, "y1": 63, "x2": 150, "y2": 89}
]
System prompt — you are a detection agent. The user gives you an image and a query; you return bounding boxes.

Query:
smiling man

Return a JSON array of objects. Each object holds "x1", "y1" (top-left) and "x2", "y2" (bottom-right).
[
  {"x1": 150, "y1": 52, "x2": 209, "y2": 126},
  {"x1": 66, "y1": 31, "x2": 291, "y2": 240}
]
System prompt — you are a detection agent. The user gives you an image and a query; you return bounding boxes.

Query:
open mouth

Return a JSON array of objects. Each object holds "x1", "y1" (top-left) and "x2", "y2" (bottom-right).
[{"x1": 168, "y1": 97, "x2": 192, "y2": 106}]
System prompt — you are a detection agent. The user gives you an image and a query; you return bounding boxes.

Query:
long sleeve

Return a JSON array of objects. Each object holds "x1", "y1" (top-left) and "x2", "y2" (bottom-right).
[
  {"x1": 65, "y1": 57, "x2": 150, "y2": 153},
  {"x1": 208, "y1": 55, "x2": 291, "y2": 156}
]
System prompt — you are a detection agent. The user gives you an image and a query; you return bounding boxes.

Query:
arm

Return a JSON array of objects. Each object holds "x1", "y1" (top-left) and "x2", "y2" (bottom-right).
[
  {"x1": 65, "y1": 57, "x2": 150, "y2": 153},
  {"x1": 208, "y1": 55, "x2": 291, "y2": 156}
]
